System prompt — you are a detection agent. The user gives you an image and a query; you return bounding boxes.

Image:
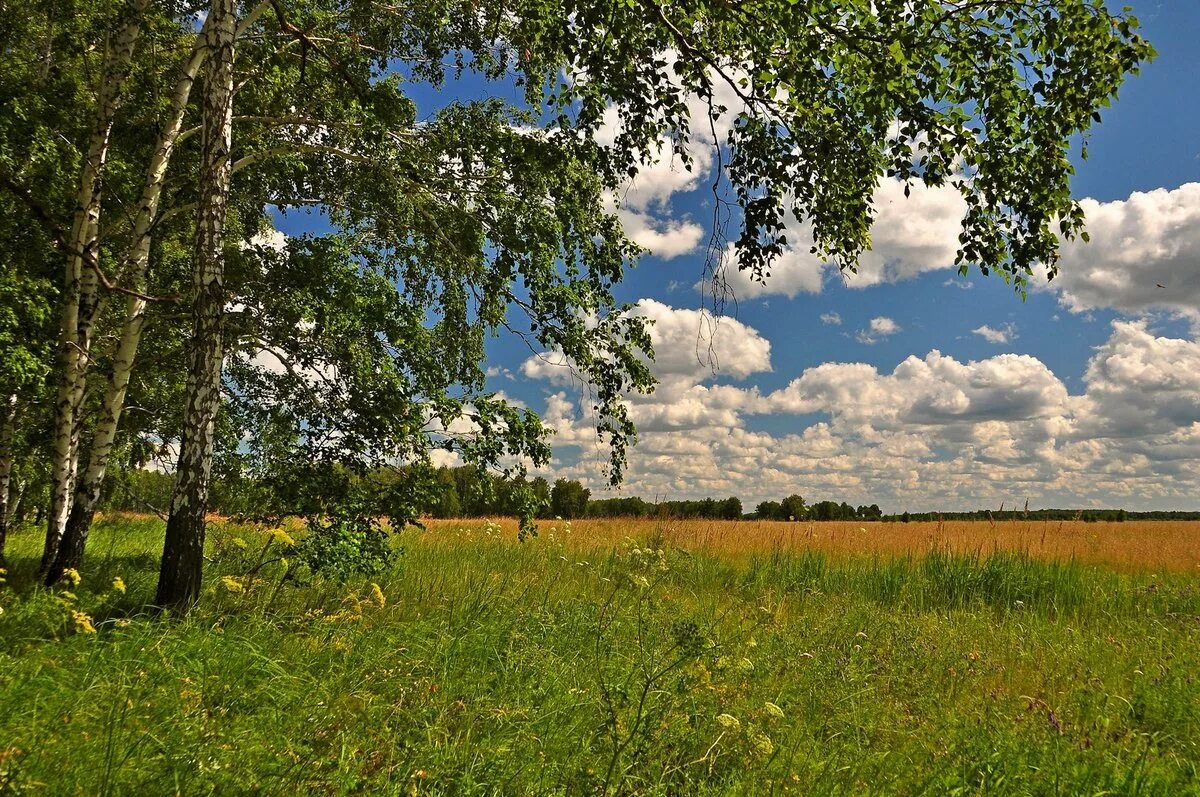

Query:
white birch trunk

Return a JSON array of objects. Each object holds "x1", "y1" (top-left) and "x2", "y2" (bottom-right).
[
  {"x1": 47, "y1": 17, "x2": 213, "y2": 582},
  {"x1": 46, "y1": 0, "x2": 271, "y2": 582},
  {"x1": 156, "y1": 0, "x2": 237, "y2": 610},
  {"x1": 41, "y1": 5, "x2": 144, "y2": 572},
  {"x1": 0, "y1": 396, "x2": 17, "y2": 558}
]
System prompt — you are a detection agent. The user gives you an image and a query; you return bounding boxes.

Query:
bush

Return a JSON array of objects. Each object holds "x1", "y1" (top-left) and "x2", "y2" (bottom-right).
[{"x1": 296, "y1": 514, "x2": 396, "y2": 582}]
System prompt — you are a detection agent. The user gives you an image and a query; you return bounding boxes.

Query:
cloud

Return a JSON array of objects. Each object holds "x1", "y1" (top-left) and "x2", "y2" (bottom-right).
[
  {"x1": 600, "y1": 70, "x2": 1200, "y2": 324},
  {"x1": 1041, "y1": 183, "x2": 1200, "y2": 326},
  {"x1": 248, "y1": 228, "x2": 288, "y2": 251},
  {"x1": 684, "y1": 175, "x2": 1200, "y2": 329},
  {"x1": 526, "y1": 310, "x2": 1200, "y2": 511},
  {"x1": 521, "y1": 300, "x2": 772, "y2": 435},
  {"x1": 768, "y1": 350, "x2": 1068, "y2": 428},
  {"x1": 619, "y1": 301, "x2": 772, "y2": 433},
  {"x1": 1075, "y1": 319, "x2": 1200, "y2": 439},
  {"x1": 614, "y1": 207, "x2": 705, "y2": 259},
  {"x1": 701, "y1": 178, "x2": 967, "y2": 300},
  {"x1": 820, "y1": 312, "x2": 842, "y2": 325},
  {"x1": 972, "y1": 323, "x2": 1016, "y2": 344},
  {"x1": 596, "y1": 88, "x2": 723, "y2": 260},
  {"x1": 627, "y1": 299, "x2": 771, "y2": 384},
  {"x1": 705, "y1": 245, "x2": 827, "y2": 299},
  {"x1": 855, "y1": 316, "x2": 901, "y2": 344}
]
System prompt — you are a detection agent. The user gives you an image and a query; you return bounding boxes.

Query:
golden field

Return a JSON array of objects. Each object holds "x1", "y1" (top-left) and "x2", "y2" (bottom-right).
[{"x1": 424, "y1": 517, "x2": 1200, "y2": 573}]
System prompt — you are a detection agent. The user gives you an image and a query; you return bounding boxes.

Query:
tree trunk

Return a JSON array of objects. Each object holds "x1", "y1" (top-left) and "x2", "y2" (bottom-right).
[
  {"x1": 46, "y1": 1, "x2": 271, "y2": 584},
  {"x1": 47, "y1": 295, "x2": 146, "y2": 582},
  {"x1": 41, "y1": 5, "x2": 144, "y2": 573},
  {"x1": 156, "y1": 0, "x2": 236, "y2": 611},
  {"x1": 0, "y1": 396, "x2": 17, "y2": 559},
  {"x1": 8, "y1": 477, "x2": 26, "y2": 530},
  {"x1": 46, "y1": 17, "x2": 214, "y2": 584}
]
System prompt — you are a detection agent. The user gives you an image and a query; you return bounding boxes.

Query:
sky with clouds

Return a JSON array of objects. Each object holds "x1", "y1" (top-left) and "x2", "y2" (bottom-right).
[{"x1": 277, "y1": 2, "x2": 1200, "y2": 512}]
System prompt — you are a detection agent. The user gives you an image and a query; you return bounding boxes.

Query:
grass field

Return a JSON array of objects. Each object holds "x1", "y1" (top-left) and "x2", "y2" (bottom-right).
[{"x1": 2, "y1": 515, "x2": 1199, "y2": 795}]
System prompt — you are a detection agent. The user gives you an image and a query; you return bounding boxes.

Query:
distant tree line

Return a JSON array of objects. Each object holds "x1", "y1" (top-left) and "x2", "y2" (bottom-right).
[
  {"x1": 752, "y1": 495, "x2": 885, "y2": 521},
  {"x1": 89, "y1": 468, "x2": 1200, "y2": 524},
  {"x1": 587, "y1": 496, "x2": 744, "y2": 520},
  {"x1": 95, "y1": 467, "x2": 593, "y2": 521},
  {"x1": 881, "y1": 508, "x2": 1200, "y2": 523}
]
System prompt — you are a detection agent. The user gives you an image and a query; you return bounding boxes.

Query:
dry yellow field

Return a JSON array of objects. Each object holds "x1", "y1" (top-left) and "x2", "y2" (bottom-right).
[{"x1": 423, "y1": 517, "x2": 1200, "y2": 573}]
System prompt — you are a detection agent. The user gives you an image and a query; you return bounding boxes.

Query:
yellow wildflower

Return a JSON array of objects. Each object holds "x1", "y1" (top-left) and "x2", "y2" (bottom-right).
[
  {"x1": 763, "y1": 702, "x2": 785, "y2": 720},
  {"x1": 370, "y1": 583, "x2": 386, "y2": 608},
  {"x1": 715, "y1": 713, "x2": 740, "y2": 730},
  {"x1": 61, "y1": 568, "x2": 82, "y2": 587},
  {"x1": 71, "y1": 611, "x2": 97, "y2": 635},
  {"x1": 220, "y1": 576, "x2": 245, "y2": 594},
  {"x1": 111, "y1": 576, "x2": 127, "y2": 594}
]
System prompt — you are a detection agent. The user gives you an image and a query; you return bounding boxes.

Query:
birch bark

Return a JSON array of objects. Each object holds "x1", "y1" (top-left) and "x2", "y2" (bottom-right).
[
  {"x1": 155, "y1": 0, "x2": 237, "y2": 610},
  {"x1": 41, "y1": 4, "x2": 144, "y2": 572},
  {"x1": 46, "y1": 0, "x2": 272, "y2": 582},
  {"x1": 0, "y1": 396, "x2": 17, "y2": 559},
  {"x1": 48, "y1": 20, "x2": 210, "y2": 582}
]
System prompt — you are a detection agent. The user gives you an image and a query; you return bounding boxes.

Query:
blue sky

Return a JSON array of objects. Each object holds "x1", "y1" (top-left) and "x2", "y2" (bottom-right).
[{"x1": 278, "y1": 2, "x2": 1200, "y2": 511}]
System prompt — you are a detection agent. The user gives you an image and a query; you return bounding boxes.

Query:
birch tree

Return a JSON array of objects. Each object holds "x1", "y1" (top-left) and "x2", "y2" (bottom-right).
[
  {"x1": 39, "y1": 0, "x2": 149, "y2": 573},
  {"x1": 45, "y1": 2, "x2": 271, "y2": 583},
  {"x1": 154, "y1": 0, "x2": 239, "y2": 609},
  {"x1": 155, "y1": 0, "x2": 1151, "y2": 610}
]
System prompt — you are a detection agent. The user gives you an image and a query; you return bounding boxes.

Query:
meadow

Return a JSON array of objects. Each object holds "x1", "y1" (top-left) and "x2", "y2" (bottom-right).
[{"x1": 1, "y1": 515, "x2": 1199, "y2": 795}]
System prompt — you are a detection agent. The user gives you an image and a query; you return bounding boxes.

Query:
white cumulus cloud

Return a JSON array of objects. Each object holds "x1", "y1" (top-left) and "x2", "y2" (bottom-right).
[
  {"x1": 1043, "y1": 183, "x2": 1200, "y2": 326},
  {"x1": 700, "y1": 178, "x2": 967, "y2": 300},
  {"x1": 856, "y1": 316, "x2": 901, "y2": 344},
  {"x1": 526, "y1": 310, "x2": 1200, "y2": 512},
  {"x1": 972, "y1": 323, "x2": 1016, "y2": 344}
]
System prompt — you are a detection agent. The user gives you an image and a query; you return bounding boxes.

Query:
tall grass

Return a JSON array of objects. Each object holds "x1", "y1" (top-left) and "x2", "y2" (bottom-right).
[{"x1": 1, "y1": 515, "x2": 1198, "y2": 794}]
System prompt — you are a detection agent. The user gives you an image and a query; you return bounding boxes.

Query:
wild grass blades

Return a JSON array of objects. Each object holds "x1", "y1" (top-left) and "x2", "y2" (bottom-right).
[{"x1": 0, "y1": 514, "x2": 1198, "y2": 794}]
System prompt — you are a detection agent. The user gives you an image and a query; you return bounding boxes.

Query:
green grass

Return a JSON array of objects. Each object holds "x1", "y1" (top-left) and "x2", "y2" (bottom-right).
[{"x1": 1, "y1": 516, "x2": 1199, "y2": 795}]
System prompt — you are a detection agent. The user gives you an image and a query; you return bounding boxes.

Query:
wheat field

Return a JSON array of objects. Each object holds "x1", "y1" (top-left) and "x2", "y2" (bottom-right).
[{"x1": 423, "y1": 517, "x2": 1200, "y2": 572}]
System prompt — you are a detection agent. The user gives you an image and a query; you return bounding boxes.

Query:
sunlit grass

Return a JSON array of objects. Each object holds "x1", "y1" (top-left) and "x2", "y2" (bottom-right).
[{"x1": 1, "y1": 515, "x2": 1198, "y2": 794}]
